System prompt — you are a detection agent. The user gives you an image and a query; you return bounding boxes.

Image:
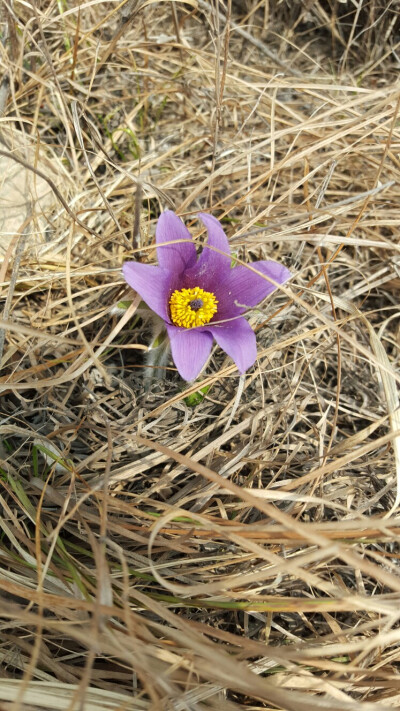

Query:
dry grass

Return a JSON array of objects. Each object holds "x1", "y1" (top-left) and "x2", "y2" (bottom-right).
[{"x1": 1, "y1": 1, "x2": 400, "y2": 709}]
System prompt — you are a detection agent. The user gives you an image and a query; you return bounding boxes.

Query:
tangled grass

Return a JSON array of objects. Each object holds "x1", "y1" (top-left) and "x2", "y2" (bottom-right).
[{"x1": 1, "y1": 1, "x2": 400, "y2": 709}]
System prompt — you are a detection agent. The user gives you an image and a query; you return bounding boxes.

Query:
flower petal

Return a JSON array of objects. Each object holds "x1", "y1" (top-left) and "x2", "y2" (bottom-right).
[
  {"x1": 122, "y1": 262, "x2": 171, "y2": 321},
  {"x1": 156, "y1": 210, "x2": 197, "y2": 273},
  {"x1": 198, "y1": 212, "x2": 232, "y2": 268},
  {"x1": 182, "y1": 213, "x2": 231, "y2": 290},
  {"x1": 216, "y1": 260, "x2": 291, "y2": 317},
  {"x1": 209, "y1": 318, "x2": 257, "y2": 374},
  {"x1": 166, "y1": 325, "x2": 213, "y2": 381}
]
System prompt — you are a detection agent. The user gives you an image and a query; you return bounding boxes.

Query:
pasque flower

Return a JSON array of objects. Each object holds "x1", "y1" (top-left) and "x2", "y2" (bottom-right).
[{"x1": 123, "y1": 211, "x2": 291, "y2": 381}]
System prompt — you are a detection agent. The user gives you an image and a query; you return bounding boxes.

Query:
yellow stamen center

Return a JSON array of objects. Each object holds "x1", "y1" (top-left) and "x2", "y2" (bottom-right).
[{"x1": 169, "y1": 287, "x2": 218, "y2": 328}]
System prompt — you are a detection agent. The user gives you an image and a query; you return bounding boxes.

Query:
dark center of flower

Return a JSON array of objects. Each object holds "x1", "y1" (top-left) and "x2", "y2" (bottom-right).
[{"x1": 189, "y1": 298, "x2": 204, "y2": 312}]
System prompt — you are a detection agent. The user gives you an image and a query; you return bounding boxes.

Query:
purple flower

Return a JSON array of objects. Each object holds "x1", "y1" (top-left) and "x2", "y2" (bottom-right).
[{"x1": 123, "y1": 211, "x2": 291, "y2": 381}]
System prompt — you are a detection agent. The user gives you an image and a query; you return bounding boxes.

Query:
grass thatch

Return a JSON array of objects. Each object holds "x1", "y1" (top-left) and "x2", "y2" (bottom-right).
[{"x1": 1, "y1": 1, "x2": 400, "y2": 709}]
